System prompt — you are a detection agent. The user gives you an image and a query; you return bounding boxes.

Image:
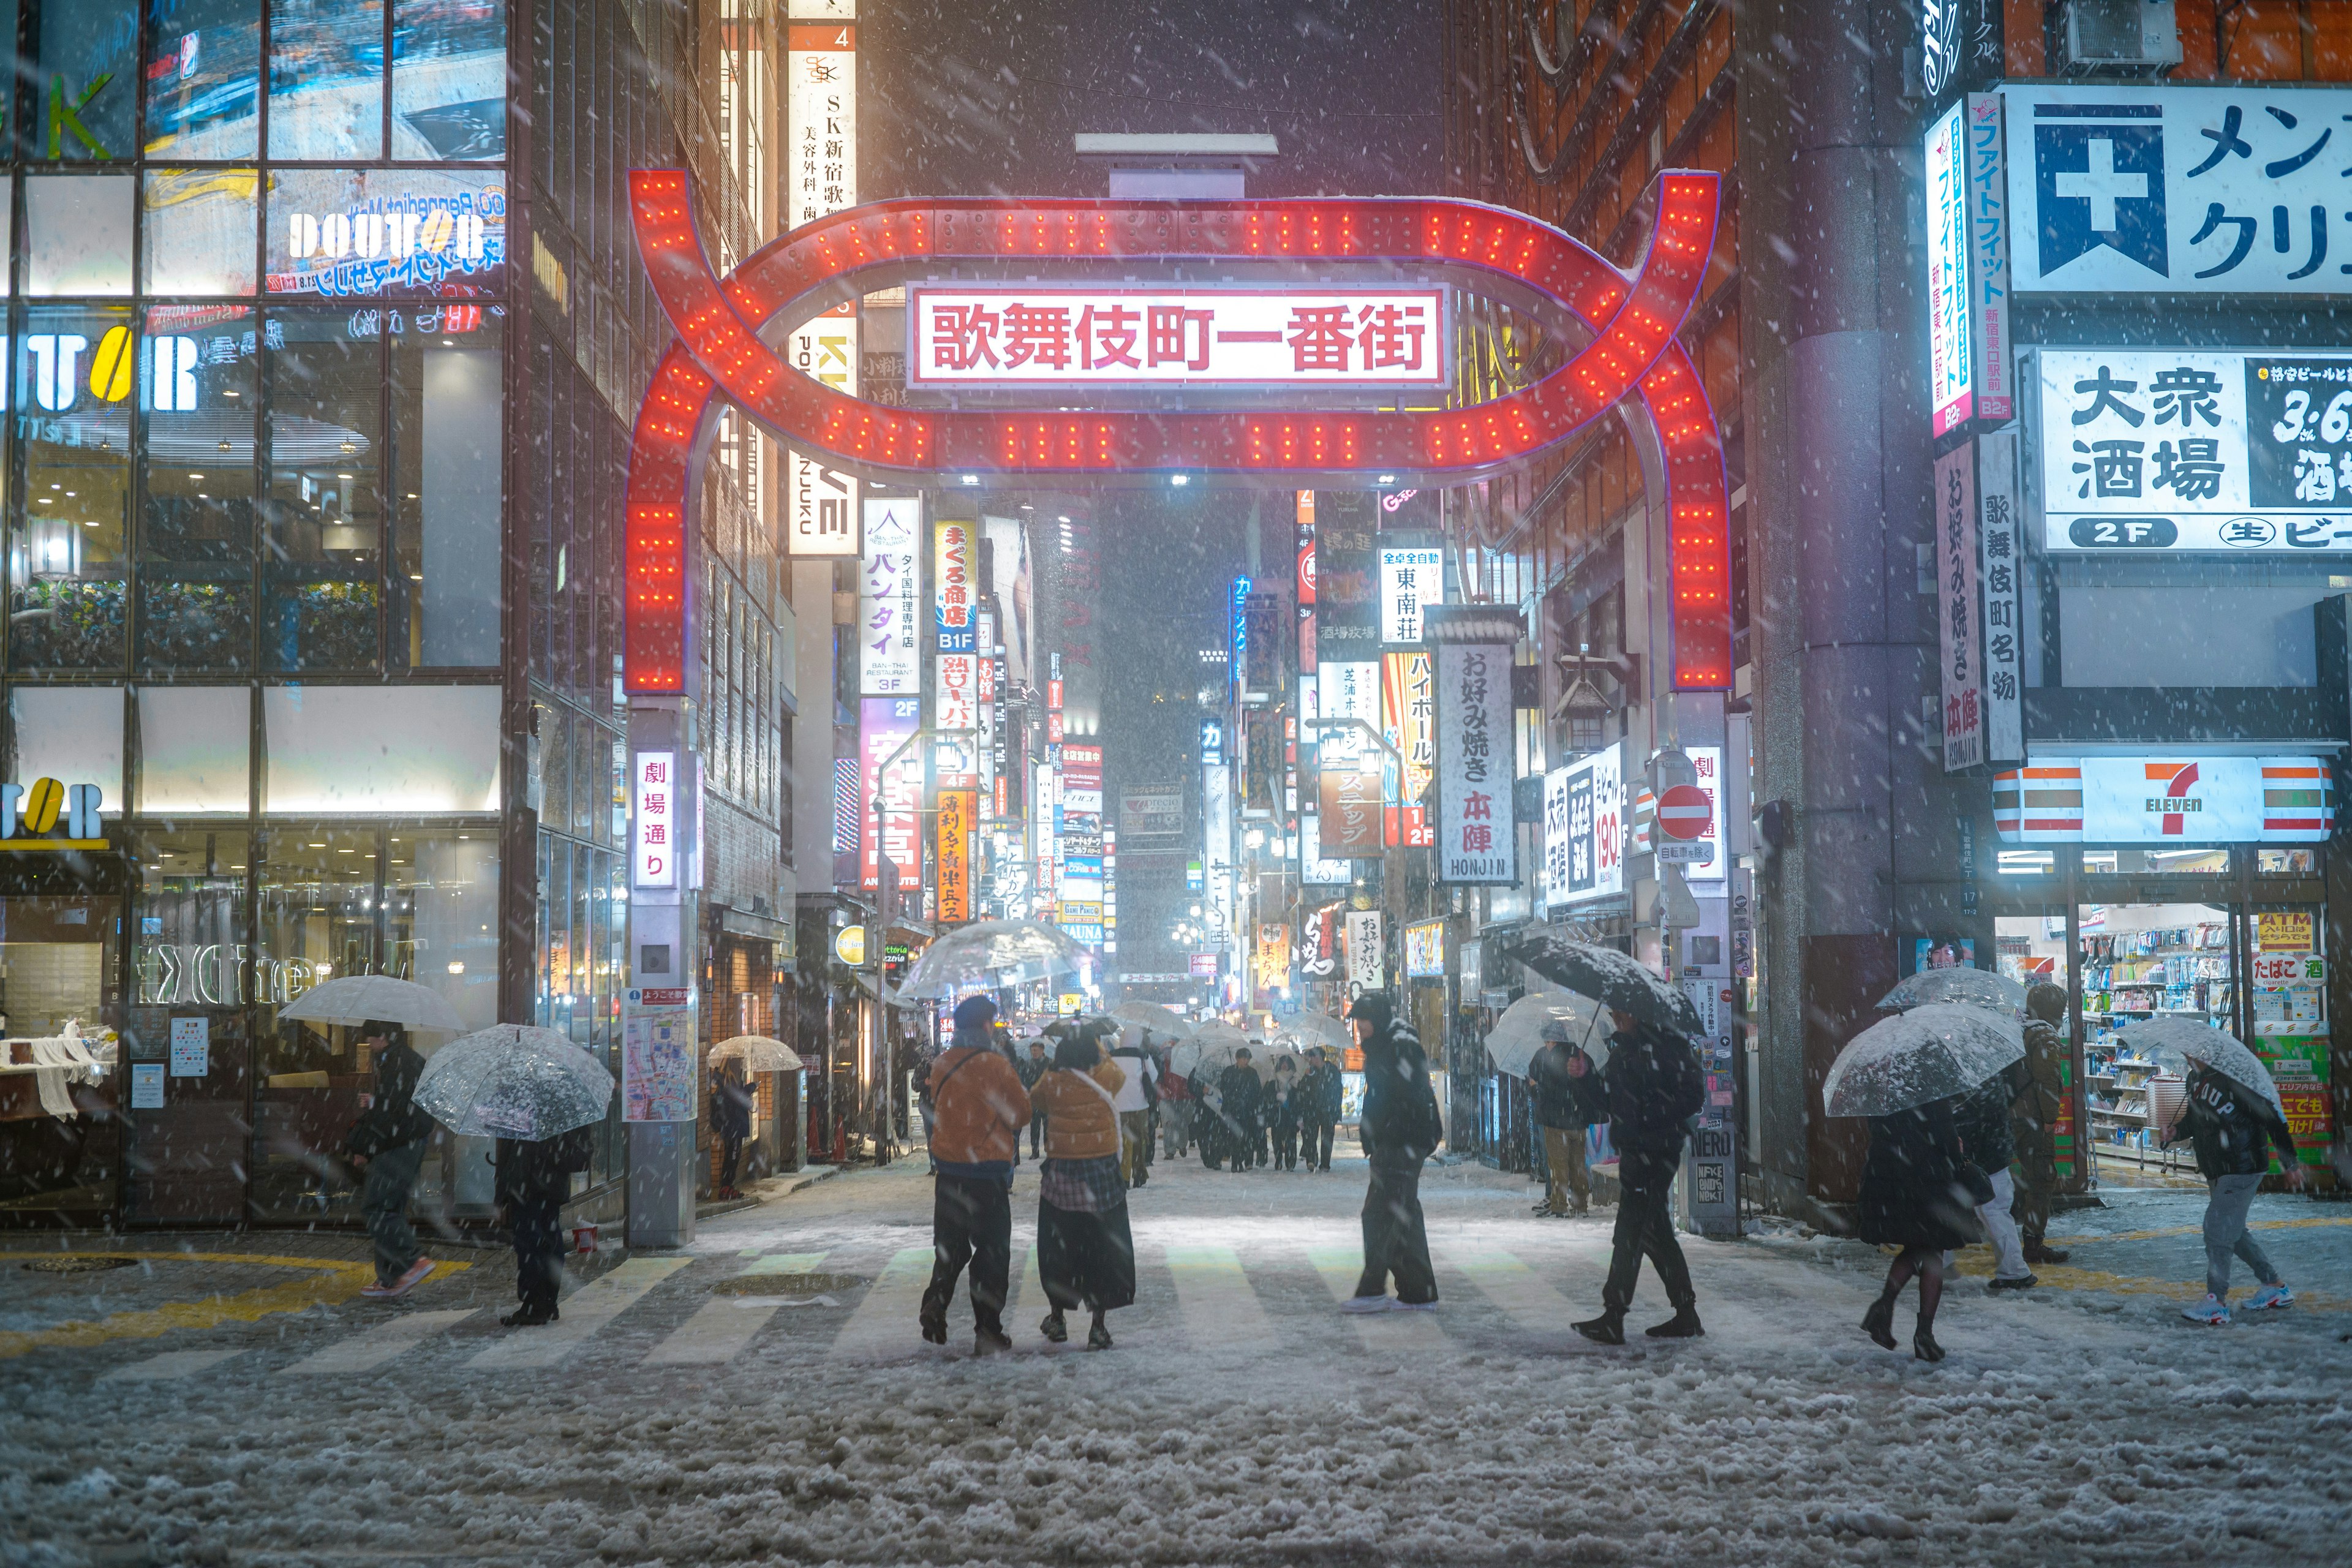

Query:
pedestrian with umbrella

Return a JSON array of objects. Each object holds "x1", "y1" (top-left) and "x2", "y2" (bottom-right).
[
  {"x1": 1340, "y1": 992, "x2": 1442, "y2": 1314},
  {"x1": 919, "y1": 995, "x2": 1031, "y2": 1354},
  {"x1": 1528, "y1": 1014, "x2": 1607, "y2": 1217},
  {"x1": 2137, "y1": 1019, "x2": 2305, "y2": 1324},
  {"x1": 710, "y1": 1057, "x2": 753, "y2": 1200},
  {"x1": 345, "y1": 1020, "x2": 441, "y2": 1300},
  {"x1": 1567, "y1": 1008, "x2": 1704, "y2": 1342},
  {"x1": 1824, "y1": 1005, "x2": 2021, "y2": 1361},
  {"x1": 1028, "y1": 1028, "x2": 1136, "y2": 1349},
  {"x1": 1297, "y1": 1046, "x2": 1343, "y2": 1172},
  {"x1": 412, "y1": 1023, "x2": 616, "y2": 1327}
]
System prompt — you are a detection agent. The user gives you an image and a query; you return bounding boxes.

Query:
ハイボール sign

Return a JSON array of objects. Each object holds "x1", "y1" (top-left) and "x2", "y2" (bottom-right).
[{"x1": 0, "y1": 778, "x2": 108, "y2": 850}]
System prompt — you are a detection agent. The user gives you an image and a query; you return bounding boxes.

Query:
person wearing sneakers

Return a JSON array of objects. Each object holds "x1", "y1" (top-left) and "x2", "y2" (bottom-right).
[
  {"x1": 2161, "y1": 1060, "x2": 2305, "y2": 1325},
  {"x1": 1954, "y1": 1062, "x2": 2037, "y2": 1292},
  {"x1": 1340, "y1": 992, "x2": 1441, "y2": 1316},
  {"x1": 919, "y1": 995, "x2": 1032, "y2": 1354},
  {"x1": 344, "y1": 1022, "x2": 437, "y2": 1300}
]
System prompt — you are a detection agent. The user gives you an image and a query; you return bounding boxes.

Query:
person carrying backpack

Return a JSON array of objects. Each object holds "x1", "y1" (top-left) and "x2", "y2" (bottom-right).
[
  {"x1": 494, "y1": 1123, "x2": 594, "y2": 1327},
  {"x1": 1570, "y1": 1009, "x2": 1705, "y2": 1344}
]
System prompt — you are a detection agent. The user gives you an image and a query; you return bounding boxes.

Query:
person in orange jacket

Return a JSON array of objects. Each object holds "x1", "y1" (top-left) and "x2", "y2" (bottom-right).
[
  {"x1": 1028, "y1": 1030, "x2": 1136, "y2": 1349},
  {"x1": 918, "y1": 995, "x2": 1031, "y2": 1354}
]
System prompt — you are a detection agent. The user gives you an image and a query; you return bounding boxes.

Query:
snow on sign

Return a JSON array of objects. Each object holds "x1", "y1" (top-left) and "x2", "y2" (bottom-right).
[
  {"x1": 908, "y1": 288, "x2": 1447, "y2": 388},
  {"x1": 2030, "y1": 347, "x2": 2352, "y2": 554}
]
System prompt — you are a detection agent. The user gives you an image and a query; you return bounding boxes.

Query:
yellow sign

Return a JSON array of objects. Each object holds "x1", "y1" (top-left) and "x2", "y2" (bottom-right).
[
  {"x1": 2257, "y1": 912, "x2": 2313, "y2": 952},
  {"x1": 936, "y1": 788, "x2": 976, "y2": 922},
  {"x1": 833, "y1": 925, "x2": 867, "y2": 966},
  {"x1": 1058, "y1": 992, "x2": 1083, "y2": 1015},
  {"x1": 0, "y1": 777, "x2": 110, "y2": 851},
  {"x1": 1255, "y1": 922, "x2": 1292, "y2": 995}
]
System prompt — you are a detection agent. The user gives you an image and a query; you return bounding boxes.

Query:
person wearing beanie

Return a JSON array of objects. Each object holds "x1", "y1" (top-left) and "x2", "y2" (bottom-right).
[{"x1": 920, "y1": 993, "x2": 1031, "y2": 1354}]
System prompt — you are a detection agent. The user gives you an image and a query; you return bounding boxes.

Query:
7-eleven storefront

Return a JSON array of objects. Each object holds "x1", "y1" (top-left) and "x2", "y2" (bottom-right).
[{"x1": 1986, "y1": 756, "x2": 2341, "y2": 1193}]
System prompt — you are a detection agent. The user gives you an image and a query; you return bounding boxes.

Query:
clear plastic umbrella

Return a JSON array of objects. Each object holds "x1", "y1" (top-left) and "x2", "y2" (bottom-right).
[
  {"x1": 1483, "y1": 990, "x2": 1610, "y2": 1079},
  {"x1": 279, "y1": 974, "x2": 467, "y2": 1038},
  {"x1": 1506, "y1": 933, "x2": 1701, "y2": 1035},
  {"x1": 415, "y1": 1023, "x2": 616, "y2": 1140},
  {"x1": 710, "y1": 1035, "x2": 803, "y2": 1073},
  {"x1": 1112, "y1": 1001, "x2": 1193, "y2": 1038},
  {"x1": 1168, "y1": 1022, "x2": 1248, "y2": 1080},
  {"x1": 2112, "y1": 1017, "x2": 2286, "y2": 1123},
  {"x1": 1287, "y1": 1012, "x2": 1352, "y2": 1051},
  {"x1": 1822, "y1": 1004, "x2": 2025, "y2": 1118},
  {"x1": 895, "y1": 919, "x2": 1090, "y2": 1000},
  {"x1": 1876, "y1": 967, "x2": 2028, "y2": 1017}
]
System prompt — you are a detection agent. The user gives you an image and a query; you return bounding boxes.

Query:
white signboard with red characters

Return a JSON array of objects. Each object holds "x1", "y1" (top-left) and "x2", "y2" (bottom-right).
[
  {"x1": 908, "y1": 287, "x2": 1447, "y2": 388},
  {"x1": 632, "y1": 751, "x2": 677, "y2": 889}
]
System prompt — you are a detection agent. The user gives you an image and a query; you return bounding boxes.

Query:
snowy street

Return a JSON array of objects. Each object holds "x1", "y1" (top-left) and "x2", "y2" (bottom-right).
[{"x1": 4, "y1": 1158, "x2": 2348, "y2": 1566}]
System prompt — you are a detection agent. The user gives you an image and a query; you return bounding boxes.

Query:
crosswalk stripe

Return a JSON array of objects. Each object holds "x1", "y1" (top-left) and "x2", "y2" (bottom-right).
[
  {"x1": 1005, "y1": 1245, "x2": 1041, "y2": 1321},
  {"x1": 1307, "y1": 1245, "x2": 1448, "y2": 1346},
  {"x1": 1447, "y1": 1249, "x2": 1581, "y2": 1333},
  {"x1": 282, "y1": 1309, "x2": 481, "y2": 1375},
  {"x1": 467, "y1": 1257, "x2": 689, "y2": 1370},
  {"x1": 102, "y1": 1349, "x2": 245, "y2": 1381},
  {"x1": 1164, "y1": 1244, "x2": 1278, "y2": 1352},
  {"x1": 642, "y1": 1252, "x2": 832, "y2": 1366},
  {"x1": 831, "y1": 1246, "x2": 937, "y2": 1357}
]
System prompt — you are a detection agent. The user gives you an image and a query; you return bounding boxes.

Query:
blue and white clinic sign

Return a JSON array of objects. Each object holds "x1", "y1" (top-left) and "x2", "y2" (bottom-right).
[
  {"x1": 1925, "y1": 100, "x2": 1971, "y2": 435},
  {"x1": 2003, "y1": 83, "x2": 2352, "y2": 295}
]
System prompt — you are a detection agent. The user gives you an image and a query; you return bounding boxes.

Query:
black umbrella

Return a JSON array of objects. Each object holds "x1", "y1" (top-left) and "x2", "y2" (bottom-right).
[{"x1": 1504, "y1": 933, "x2": 1701, "y2": 1036}]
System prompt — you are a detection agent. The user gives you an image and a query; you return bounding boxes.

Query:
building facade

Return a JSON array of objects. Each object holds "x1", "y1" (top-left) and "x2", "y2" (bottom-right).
[{"x1": 0, "y1": 0, "x2": 798, "y2": 1229}]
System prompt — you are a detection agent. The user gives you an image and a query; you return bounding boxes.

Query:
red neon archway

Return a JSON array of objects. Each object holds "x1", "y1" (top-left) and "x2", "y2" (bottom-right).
[{"x1": 622, "y1": 175, "x2": 1731, "y2": 693}]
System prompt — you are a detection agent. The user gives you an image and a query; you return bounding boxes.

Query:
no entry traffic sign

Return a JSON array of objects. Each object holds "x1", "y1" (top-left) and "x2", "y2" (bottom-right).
[{"x1": 1657, "y1": 783, "x2": 1712, "y2": 841}]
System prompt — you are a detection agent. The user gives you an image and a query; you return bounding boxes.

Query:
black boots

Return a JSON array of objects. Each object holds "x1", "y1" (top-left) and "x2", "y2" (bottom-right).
[
  {"x1": 1039, "y1": 1311, "x2": 1068, "y2": 1344},
  {"x1": 974, "y1": 1325, "x2": 1013, "y2": 1355},
  {"x1": 1861, "y1": 1294, "x2": 1898, "y2": 1350},
  {"x1": 919, "y1": 1308, "x2": 948, "y2": 1346},
  {"x1": 1087, "y1": 1313, "x2": 1114, "y2": 1351},
  {"x1": 1572, "y1": 1311, "x2": 1626, "y2": 1345},
  {"x1": 1645, "y1": 1306, "x2": 1704, "y2": 1338},
  {"x1": 1913, "y1": 1324, "x2": 1945, "y2": 1363}
]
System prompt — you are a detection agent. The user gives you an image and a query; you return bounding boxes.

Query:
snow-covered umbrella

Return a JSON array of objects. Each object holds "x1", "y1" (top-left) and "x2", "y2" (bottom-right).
[
  {"x1": 710, "y1": 1035, "x2": 802, "y2": 1073},
  {"x1": 279, "y1": 974, "x2": 466, "y2": 1038},
  {"x1": 1168, "y1": 1023, "x2": 1250, "y2": 1080},
  {"x1": 1875, "y1": 967, "x2": 2028, "y2": 1017},
  {"x1": 1822, "y1": 1005, "x2": 2025, "y2": 1119},
  {"x1": 1483, "y1": 990, "x2": 1610, "y2": 1079},
  {"x1": 414, "y1": 1024, "x2": 615, "y2": 1141},
  {"x1": 1112, "y1": 1000, "x2": 1193, "y2": 1039},
  {"x1": 1287, "y1": 1012, "x2": 1353, "y2": 1052},
  {"x1": 894, "y1": 919, "x2": 1090, "y2": 1000},
  {"x1": 2112, "y1": 1017, "x2": 2286, "y2": 1124},
  {"x1": 1504, "y1": 933, "x2": 1700, "y2": 1036}
]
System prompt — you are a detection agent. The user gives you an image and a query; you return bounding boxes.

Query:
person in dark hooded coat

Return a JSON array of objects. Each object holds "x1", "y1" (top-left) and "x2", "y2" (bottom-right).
[
  {"x1": 1857, "y1": 1094, "x2": 1985, "y2": 1362},
  {"x1": 1339, "y1": 992, "x2": 1440, "y2": 1314}
]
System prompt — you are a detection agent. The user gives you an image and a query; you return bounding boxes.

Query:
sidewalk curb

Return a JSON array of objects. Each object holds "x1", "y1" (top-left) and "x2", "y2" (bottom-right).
[{"x1": 695, "y1": 1163, "x2": 844, "y2": 1220}]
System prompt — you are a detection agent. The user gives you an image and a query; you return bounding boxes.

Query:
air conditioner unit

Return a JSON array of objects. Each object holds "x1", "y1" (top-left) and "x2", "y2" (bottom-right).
[{"x1": 2061, "y1": 0, "x2": 2183, "y2": 70}]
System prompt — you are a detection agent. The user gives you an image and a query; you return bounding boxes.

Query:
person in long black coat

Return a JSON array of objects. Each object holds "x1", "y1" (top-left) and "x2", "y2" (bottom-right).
[
  {"x1": 1856, "y1": 1094, "x2": 1984, "y2": 1362},
  {"x1": 1343, "y1": 993, "x2": 1441, "y2": 1311},
  {"x1": 1568, "y1": 1013, "x2": 1705, "y2": 1343},
  {"x1": 1215, "y1": 1052, "x2": 1263, "y2": 1172},
  {"x1": 495, "y1": 1125, "x2": 594, "y2": 1327}
]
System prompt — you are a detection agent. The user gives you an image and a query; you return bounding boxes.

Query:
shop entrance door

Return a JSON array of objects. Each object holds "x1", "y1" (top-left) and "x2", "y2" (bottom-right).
[
  {"x1": 0, "y1": 891, "x2": 123, "y2": 1225},
  {"x1": 2075, "y1": 896, "x2": 2235, "y2": 1188}
]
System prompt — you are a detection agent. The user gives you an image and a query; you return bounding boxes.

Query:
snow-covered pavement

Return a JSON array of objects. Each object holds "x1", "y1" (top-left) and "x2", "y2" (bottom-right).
[{"x1": 4, "y1": 1156, "x2": 2348, "y2": 1565}]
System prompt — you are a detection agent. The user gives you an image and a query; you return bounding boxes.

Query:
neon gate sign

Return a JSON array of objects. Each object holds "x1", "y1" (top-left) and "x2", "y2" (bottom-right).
[{"x1": 623, "y1": 175, "x2": 1732, "y2": 693}]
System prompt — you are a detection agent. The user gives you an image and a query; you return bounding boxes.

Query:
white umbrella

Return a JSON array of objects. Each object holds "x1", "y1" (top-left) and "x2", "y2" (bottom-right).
[
  {"x1": 414, "y1": 1024, "x2": 615, "y2": 1140},
  {"x1": 1168, "y1": 1022, "x2": 1248, "y2": 1080},
  {"x1": 1822, "y1": 1004, "x2": 2025, "y2": 1118},
  {"x1": 1483, "y1": 990, "x2": 1610, "y2": 1079},
  {"x1": 1288, "y1": 1011, "x2": 1352, "y2": 1051},
  {"x1": 1876, "y1": 967, "x2": 2028, "y2": 1017},
  {"x1": 895, "y1": 919, "x2": 1090, "y2": 1000},
  {"x1": 1112, "y1": 1000, "x2": 1193, "y2": 1039},
  {"x1": 279, "y1": 974, "x2": 467, "y2": 1038},
  {"x1": 710, "y1": 1035, "x2": 803, "y2": 1073},
  {"x1": 2113, "y1": 1017, "x2": 2286, "y2": 1124}
]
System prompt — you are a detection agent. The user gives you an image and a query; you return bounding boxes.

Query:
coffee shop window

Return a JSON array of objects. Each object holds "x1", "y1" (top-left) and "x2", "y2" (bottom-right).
[
  {"x1": 11, "y1": 306, "x2": 137, "y2": 671},
  {"x1": 262, "y1": 311, "x2": 382, "y2": 673},
  {"x1": 139, "y1": 304, "x2": 262, "y2": 674}
]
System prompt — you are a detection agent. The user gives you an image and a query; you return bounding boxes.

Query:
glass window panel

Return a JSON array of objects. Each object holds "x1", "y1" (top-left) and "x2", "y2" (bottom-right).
[
  {"x1": 570, "y1": 839, "x2": 591, "y2": 1045},
  {"x1": 267, "y1": 168, "x2": 508, "y2": 298},
  {"x1": 263, "y1": 683, "x2": 500, "y2": 813},
  {"x1": 136, "y1": 686, "x2": 252, "y2": 815},
  {"x1": 571, "y1": 714, "x2": 603, "y2": 840},
  {"x1": 388, "y1": 826, "x2": 500, "y2": 1211},
  {"x1": 143, "y1": 170, "x2": 260, "y2": 296},
  {"x1": 10, "y1": 685, "x2": 126, "y2": 803},
  {"x1": 540, "y1": 701, "x2": 571, "y2": 832},
  {"x1": 267, "y1": 0, "x2": 388, "y2": 160},
  {"x1": 391, "y1": 0, "x2": 506, "y2": 161},
  {"x1": 140, "y1": 304, "x2": 260, "y2": 673},
  {"x1": 2258, "y1": 847, "x2": 2321, "y2": 875},
  {"x1": 0, "y1": 889, "x2": 124, "y2": 1223},
  {"x1": 132, "y1": 829, "x2": 249, "y2": 1008},
  {"x1": 2081, "y1": 848, "x2": 2233, "y2": 876},
  {"x1": 545, "y1": 834, "x2": 570, "y2": 1033},
  {"x1": 532, "y1": 831, "x2": 551, "y2": 1027},
  {"x1": 391, "y1": 317, "x2": 502, "y2": 668},
  {"x1": 144, "y1": 1, "x2": 263, "y2": 159},
  {"x1": 262, "y1": 310, "x2": 380, "y2": 670},
  {"x1": 251, "y1": 825, "x2": 378, "y2": 1221},
  {"x1": 11, "y1": 306, "x2": 134, "y2": 670},
  {"x1": 23, "y1": 175, "x2": 136, "y2": 296},
  {"x1": 28, "y1": 1, "x2": 138, "y2": 160}
]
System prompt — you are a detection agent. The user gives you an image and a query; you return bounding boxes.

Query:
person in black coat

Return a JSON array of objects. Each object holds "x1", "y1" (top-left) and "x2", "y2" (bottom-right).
[
  {"x1": 495, "y1": 1124, "x2": 594, "y2": 1327},
  {"x1": 1570, "y1": 1010, "x2": 1705, "y2": 1344},
  {"x1": 345, "y1": 1022, "x2": 438, "y2": 1298},
  {"x1": 1857, "y1": 1094, "x2": 1985, "y2": 1362},
  {"x1": 1215, "y1": 1052, "x2": 1263, "y2": 1172},
  {"x1": 1342, "y1": 993, "x2": 1440, "y2": 1312},
  {"x1": 710, "y1": 1060, "x2": 753, "y2": 1199},
  {"x1": 1297, "y1": 1047, "x2": 1342, "y2": 1172}
]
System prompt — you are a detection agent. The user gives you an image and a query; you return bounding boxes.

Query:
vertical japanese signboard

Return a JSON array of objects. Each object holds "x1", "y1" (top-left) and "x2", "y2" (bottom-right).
[
  {"x1": 1346, "y1": 910, "x2": 1385, "y2": 992},
  {"x1": 859, "y1": 496, "x2": 919, "y2": 694},
  {"x1": 631, "y1": 750, "x2": 677, "y2": 889},
  {"x1": 1255, "y1": 923, "x2": 1292, "y2": 1002},
  {"x1": 1378, "y1": 542, "x2": 1443, "y2": 645},
  {"x1": 1203, "y1": 762, "x2": 1234, "y2": 957},
  {"x1": 1936, "y1": 442, "x2": 1983, "y2": 771},
  {"x1": 1316, "y1": 493, "x2": 1378, "y2": 660},
  {"x1": 934, "y1": 518, "x2": 978, "y2": 745},
  {"x1": 1963, "y1": 93, "x2": 2012, "y2": 423},
  {"x1": 1926, "y1": 100, "x2": 1972, "y2": 437},
  {"x1": 1977, "y1": 428, "x2": 2024, "y2": 765},
  {"x1": 1434, "y1": 641, "x2": 1516, "y2": 883},
  {"x1": 936, "y1": 788, "x2": 974, "y2": 922},
  {"x1": 859, "y1": 696, "x2": 921, "y2": 890},
  {"x1": 787, "y1": 17, "x2": 859, "y2": 553},
  {"x1": 1381, "y1": 650, "x2": 1434, "y2": 848},
  {"x1": 1317, "y1": 728, "x2": 1384, "y2": 857},
  {"x1": 1295, "y1": 490, "x2": 1317, "y2": 674}
]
